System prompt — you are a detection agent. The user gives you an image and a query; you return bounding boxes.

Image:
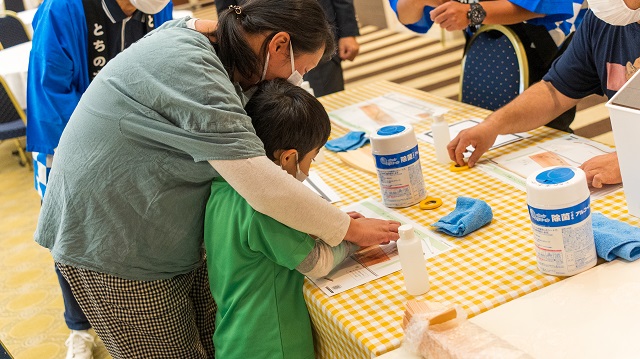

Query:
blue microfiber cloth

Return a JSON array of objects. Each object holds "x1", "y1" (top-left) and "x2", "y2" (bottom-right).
[
  {"x1": 592, "y1": 212, "x2": 640, "y2": 261},
  {"x1": 325, "y1": 131, "x2": 369, "y2": 152},
  {"x1": 431, "y1": 197, "x2": 493, "y2": 237}
]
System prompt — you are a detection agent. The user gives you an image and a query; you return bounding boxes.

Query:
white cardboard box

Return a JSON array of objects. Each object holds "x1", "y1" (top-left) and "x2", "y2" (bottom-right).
[{"x1": 606, "y1": 69, "x2": 640, "y2": 218}]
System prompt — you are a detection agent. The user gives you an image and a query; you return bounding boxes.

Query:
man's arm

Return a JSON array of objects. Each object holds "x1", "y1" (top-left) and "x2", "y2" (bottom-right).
[
  {"x1": 431, "y1": 1, "x2": 543, "y2": 31},
  {"x1": 394, "y1": 0, "x2": 447, "y2": 26},
  {"x1": 447, "y1": 81, "x2": 580, "y2": 167},
  {"x1": 331, "y1": 0, "x2": 361, "y2": 61}
]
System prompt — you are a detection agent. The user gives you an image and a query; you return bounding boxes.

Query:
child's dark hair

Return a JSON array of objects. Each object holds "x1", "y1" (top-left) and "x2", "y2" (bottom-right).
[
  {"x1": 246, "y1": 79, "x2": 331, "y2": 161},
  {"x1": 216, "y1": 0, "x2": 336, "y2": 82}
]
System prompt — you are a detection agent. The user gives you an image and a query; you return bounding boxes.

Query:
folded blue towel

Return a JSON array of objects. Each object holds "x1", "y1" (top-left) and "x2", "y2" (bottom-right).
[
  {"x1": 592, "y1": 213, "x2": 640, "y2": 261},
  {"x1": 431, "y1": 197, "x2": 493, "y2": 237},
  {"x1": 325, "y1": 131, "x2": 369, "y2": 152}
]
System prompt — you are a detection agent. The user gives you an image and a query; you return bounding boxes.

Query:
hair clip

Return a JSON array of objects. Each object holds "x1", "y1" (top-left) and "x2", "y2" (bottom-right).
[{"x1": 228, "y1": 5, "x2": 242, "y2": 15}]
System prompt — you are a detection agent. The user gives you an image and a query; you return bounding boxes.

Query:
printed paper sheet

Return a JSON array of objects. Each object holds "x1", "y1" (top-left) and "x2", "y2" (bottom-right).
[
  {"x1": 307, "y1": 199, "x2": 455, "y2": 296},
  {"x1": 328, "y1": 92, "x2": 449, "y2": 134},
  {"x1": 476, "y1": 134, "x2": 621, "y2": 198}
]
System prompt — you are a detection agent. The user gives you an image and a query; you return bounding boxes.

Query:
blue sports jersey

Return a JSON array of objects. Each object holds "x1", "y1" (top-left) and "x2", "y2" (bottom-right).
[
  {"x1": 26, "y1": 0, "x2": 173, "y2": 155},
  {"x1": 388, "y1": 0, "x2": 585, "y2": 46}
]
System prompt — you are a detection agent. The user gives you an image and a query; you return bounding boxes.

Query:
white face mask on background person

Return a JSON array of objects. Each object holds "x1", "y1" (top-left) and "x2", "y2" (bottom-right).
[
  {"x1": 589, "y1": 0, "x2": 640, "y2": 26},
  {"x1": 129, "y1": 0, "x2": 170, "y2": 14}
]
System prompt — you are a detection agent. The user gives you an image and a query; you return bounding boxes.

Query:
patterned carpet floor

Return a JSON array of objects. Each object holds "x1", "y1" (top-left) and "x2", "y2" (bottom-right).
[{"x1": 0, "y1": 5, "x2": 614, "y2": 358}]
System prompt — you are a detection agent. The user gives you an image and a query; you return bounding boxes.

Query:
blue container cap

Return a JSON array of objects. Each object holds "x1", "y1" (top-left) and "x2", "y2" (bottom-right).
[
  {"x1": 377, "y1": 125, "x2": 406, "y2": 136},
  {"x1": 535, "y1": 167, "x2": 575, "y2": 185}
]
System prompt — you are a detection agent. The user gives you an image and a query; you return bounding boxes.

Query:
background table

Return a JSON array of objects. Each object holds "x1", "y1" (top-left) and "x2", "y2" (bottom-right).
[
  {"x1": 0, "y1": 41, "x2": 30, "y2": 109},
  {"x1": 303, "y1": 81, "x2": 637, "y2": 359},
  {"x1": 16, "y1": 8, "x2": 36, "y2": 35}
]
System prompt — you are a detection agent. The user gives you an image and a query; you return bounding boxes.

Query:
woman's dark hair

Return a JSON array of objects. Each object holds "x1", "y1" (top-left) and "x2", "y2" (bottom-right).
[
  {"x1": 216, "y1": 0, "x2": 336, "y2": 82},
  {"x1": 245, "y1": 79, "x2": 331, "y2": 161}
]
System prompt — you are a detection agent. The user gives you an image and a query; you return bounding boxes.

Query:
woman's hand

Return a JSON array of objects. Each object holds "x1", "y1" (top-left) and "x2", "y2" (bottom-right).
[
  {"x1": 194, "y1": 19, "x2": 218, "y2": 41},
  {"x1": 347, "y1": 211, "x2": 365, "y2": 219},
  {"x1": 344, "y1": 218, "x2": 400, "y2": 247}
]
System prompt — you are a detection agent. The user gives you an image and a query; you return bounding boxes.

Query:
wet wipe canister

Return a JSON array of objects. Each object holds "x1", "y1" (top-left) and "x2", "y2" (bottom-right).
[
  {"x1": 526, "y1": 166, "x2": 597, "y2": 276},
  {"x1": 370, "y1": 124, "x2": 426, "y2": 208}
]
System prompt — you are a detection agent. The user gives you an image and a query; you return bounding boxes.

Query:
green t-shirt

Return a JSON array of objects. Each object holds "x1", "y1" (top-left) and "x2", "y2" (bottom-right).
[
  {"x1": 34, "y1": 18, "x2": 265, "y2": 280},
  {"x1": 205, "y1": 178, "x2": 316, "y2": 359}
]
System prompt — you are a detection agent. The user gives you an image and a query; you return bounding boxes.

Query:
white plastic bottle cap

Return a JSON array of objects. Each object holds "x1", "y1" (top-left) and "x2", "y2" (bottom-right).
[{"x1": 398, "y1": 224, "x2": 415, "y2": 240}]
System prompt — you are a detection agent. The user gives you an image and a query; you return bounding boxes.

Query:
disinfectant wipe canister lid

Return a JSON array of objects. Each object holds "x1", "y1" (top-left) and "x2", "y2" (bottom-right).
[
  {"x1": 526, "y1": 166, "x2": 597, "y2": 276},
  {"x1": 371, "y1": 124, "x2": 426, "y2": 208}
]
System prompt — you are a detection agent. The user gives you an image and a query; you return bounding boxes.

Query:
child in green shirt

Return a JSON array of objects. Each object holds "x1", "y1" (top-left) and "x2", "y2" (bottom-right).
[{"x1": 204, "y1": 79, "x2": 359, "y2": 359}]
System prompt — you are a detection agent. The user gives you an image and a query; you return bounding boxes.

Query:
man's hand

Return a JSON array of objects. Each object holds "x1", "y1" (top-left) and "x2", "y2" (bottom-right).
[
  {"x1": 338, "y1": 37, "x2": 360, "y2": 61},
  {"x1": 430, "y1": 2, "x2": 470, "y2": 31},
  {"x1": 344, "y1": 218, "x2": 400, "y2": 247},
  {"x1": 447, "y1": 120, "x2": 499, "y2": 167},
  {"x1": 579, "y1": 152, "x2": 622, "y2": 188}
]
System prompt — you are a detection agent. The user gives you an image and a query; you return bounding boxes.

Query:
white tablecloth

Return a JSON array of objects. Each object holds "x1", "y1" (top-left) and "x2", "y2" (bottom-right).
[
  {"x1": 0, "y1": 41, "x2": 31, "y2": 109},
  {"x1": 16, "y1": 8, "x2": 36, "y2": 36}
]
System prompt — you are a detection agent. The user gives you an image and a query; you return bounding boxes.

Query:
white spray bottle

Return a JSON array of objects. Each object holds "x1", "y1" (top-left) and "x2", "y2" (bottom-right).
[{"x1": 397, "y1": 224, "x2": 430, "y2": 295}]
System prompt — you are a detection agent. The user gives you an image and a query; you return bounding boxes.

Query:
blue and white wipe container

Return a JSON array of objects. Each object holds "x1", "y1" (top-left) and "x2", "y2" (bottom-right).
[
  {"x1": 526, "y1": 166, "x2": 597, "y2": 276},
  {"x1": 370, "y1": 124, "x2": 426, "y2": 208}
]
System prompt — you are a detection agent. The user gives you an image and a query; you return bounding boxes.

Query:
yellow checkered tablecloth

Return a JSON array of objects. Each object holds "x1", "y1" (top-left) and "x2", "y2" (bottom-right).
[{"x1": 302, "y1": 81, "x2": 640, "y2": 359}]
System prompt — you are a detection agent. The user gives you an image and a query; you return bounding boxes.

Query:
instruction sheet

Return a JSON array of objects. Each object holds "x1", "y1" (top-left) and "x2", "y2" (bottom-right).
[
  {"x1": 328, "y1": 92, "x2": 449, "y2": 134},
  {"x1": 307, "y1": 198, "x2": 455, "y2": 296},
  {"x1": 476, "y1": 134, "x2": 621, "y2": 197}
]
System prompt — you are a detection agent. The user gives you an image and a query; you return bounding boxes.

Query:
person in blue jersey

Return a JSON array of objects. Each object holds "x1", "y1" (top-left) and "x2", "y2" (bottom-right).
[
  {"x1": 391, "y1": 0, "x2": 586, "y2": 132},
  {"x1": 448, "y1": 1, "x2": 640, "y2": 189},
  {"x1": 25, "y1": 0, "x2": 172, "y2": 357}
]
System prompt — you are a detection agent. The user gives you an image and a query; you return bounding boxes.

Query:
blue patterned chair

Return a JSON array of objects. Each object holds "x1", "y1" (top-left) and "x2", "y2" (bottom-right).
[
  {"x1": 459, "y1": 25, "x2": 529, "y2": 111},
  {"x1": 0, "y1": 11, "x2": 30, "y2": 49},
  {"x1": 0, "y1": 75, "x2": 29, "y2": 167}
]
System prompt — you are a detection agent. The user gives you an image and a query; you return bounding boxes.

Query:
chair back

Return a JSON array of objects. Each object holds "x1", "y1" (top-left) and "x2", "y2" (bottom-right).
[
  {"x1": 459, "y1": 25, "x2": 528, "y2": 111},
  {"x1": 0, "y1": 11, "x2": 30, "y2": 49},
  {"x1": 0, "y1": 75, "x2": 26, "y2": 126},
  {"x1": 4, "y1": 0, "x2": 26, "y2": 12}
]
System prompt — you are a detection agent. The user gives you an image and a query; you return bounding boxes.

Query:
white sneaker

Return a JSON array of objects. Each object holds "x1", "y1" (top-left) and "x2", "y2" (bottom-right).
[{"x1": 65, "y1": 330, "x2": 95, "y2": 359}]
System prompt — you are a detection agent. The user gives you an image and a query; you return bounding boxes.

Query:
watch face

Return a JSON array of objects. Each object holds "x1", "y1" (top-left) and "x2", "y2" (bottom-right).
[{"x1": 469, "y1": 4, "x2": 486, "y2": 26}]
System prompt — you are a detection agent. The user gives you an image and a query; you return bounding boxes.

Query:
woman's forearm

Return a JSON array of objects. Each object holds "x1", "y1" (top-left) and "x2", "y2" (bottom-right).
[{"x1": 210, "y1": 157, "x2": 350, "y2": 246}]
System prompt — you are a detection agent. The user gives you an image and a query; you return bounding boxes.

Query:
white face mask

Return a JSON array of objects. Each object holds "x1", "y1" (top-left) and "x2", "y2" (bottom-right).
[
  {"x1": 287, "y1": 41, "x2": 304, "y2": 86},
  {"x1": 129, "y1": 0, "x2": 170, "y2": 15},
  {"x1": 589, "y1": 0, "x2": 640, "y2": 26},
  {"x1": 281, "y1": 152, "x2": 308, "y2": 182},
  {"x1": 260, "y1": 40, "x2": 304, "y2": 86}
]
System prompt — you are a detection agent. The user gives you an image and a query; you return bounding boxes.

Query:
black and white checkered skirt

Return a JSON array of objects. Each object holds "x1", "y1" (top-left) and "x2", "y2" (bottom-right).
[{"x1": 56, "y1": 261, "x2": 216, "y2": 358}]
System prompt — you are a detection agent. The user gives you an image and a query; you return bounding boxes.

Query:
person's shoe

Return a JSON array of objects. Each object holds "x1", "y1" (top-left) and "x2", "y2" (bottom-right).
[{"x1": 65, "y1": 330, "x2": 95, "y2": 359}]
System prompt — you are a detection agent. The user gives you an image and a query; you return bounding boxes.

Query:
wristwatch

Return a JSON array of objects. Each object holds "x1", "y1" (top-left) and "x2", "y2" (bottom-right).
[{"x1": 467, "y1": 3, "x2": 486, "y2": 27}]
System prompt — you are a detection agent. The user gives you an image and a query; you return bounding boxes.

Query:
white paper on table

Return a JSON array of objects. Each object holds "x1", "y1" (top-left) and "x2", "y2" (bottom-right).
[
  {"x1": 303, "y1": 171, "x2": 341, "y2": 203},
  {"x1": 307, "y1": 198, "x2": 455, "y2": 296},
  {"x1": 328, "y1": 92, "x2": 449, "y2": 134},
  {"x1": 476, "y1": 134, "x2": 622, "y2": 198},
  {"x1": 418, "y1": 118, "x2": 531, "y2": 151}
]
